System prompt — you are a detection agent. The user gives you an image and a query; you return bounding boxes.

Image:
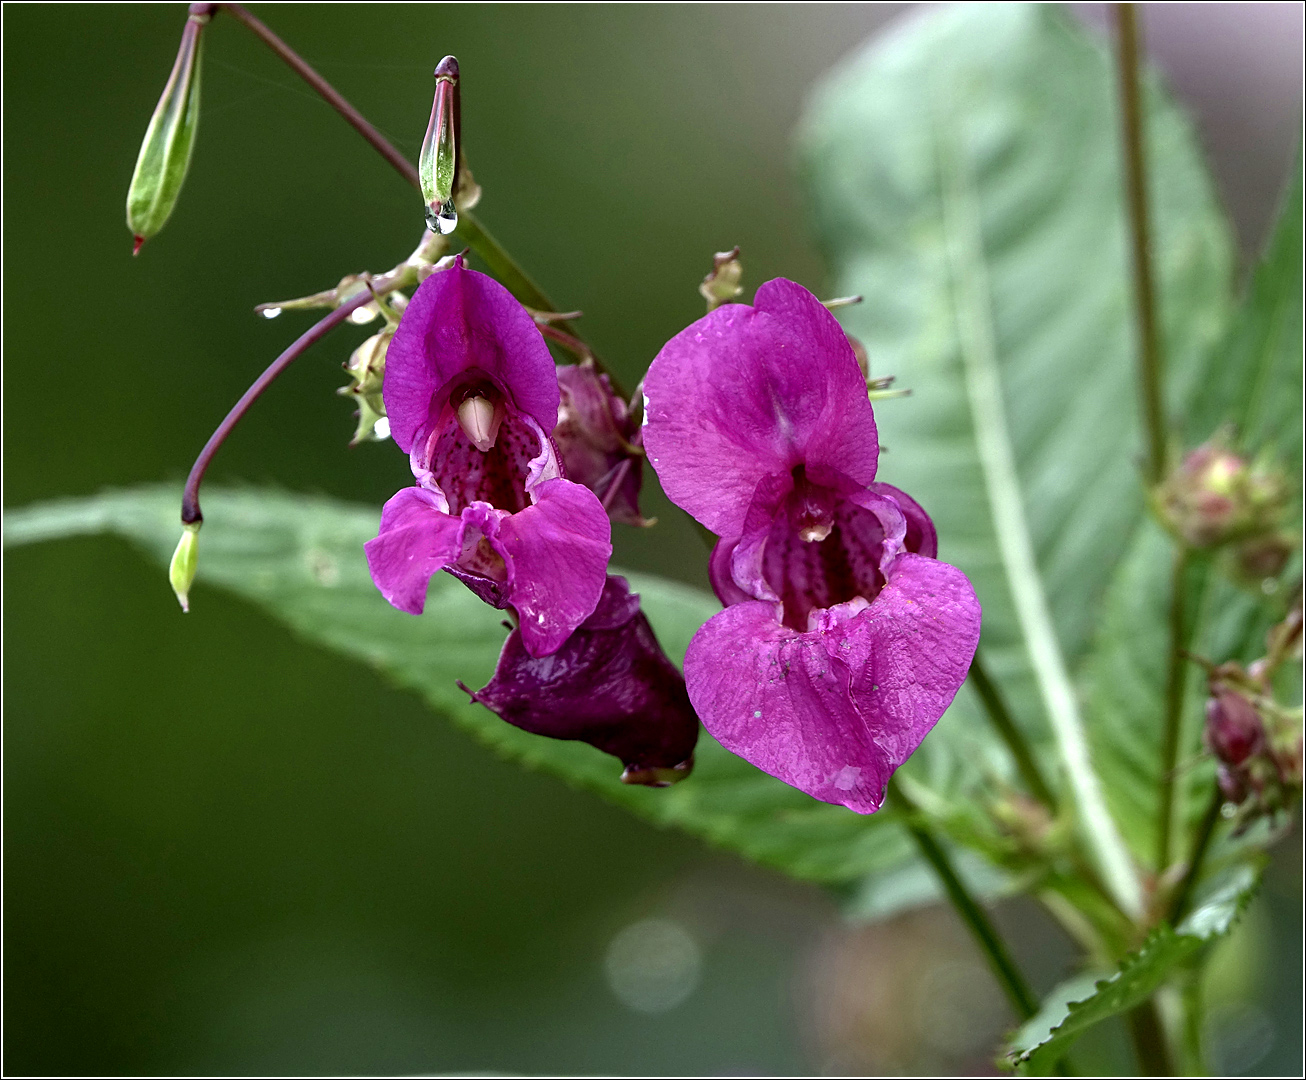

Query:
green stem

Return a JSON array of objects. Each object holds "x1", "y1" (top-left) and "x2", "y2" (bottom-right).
[
  {"x1": 968, "y1": 651, "x2": 1057, "y2": 808},
  {"x1": 1168, "y1": 783, "x2": 1223, "y2": 923},
  {"x1": 1114, "y1": 3, "x2": 1167, "y2": 486},
  {"x1": 889, "y1": 779, "x2": 1040, "y2": 1021},
  {"x1": 1126, "y1": 997, "x2": 1177, "y2": 1076},
  {"x1": 1156, "y1": 546, "x2": 1193, "y2": 871},
  {"x1": 1179, "y1": 967, "x2": 1209, "y2": 1075}
]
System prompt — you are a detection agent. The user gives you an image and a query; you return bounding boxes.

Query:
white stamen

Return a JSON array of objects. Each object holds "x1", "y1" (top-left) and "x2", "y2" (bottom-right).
[
  {"x1": 457, "y1": 395, "x2": 500, "y2": 451},
  {"x1": 799, "y1": 522, "x2": 832, "y2": 543}
]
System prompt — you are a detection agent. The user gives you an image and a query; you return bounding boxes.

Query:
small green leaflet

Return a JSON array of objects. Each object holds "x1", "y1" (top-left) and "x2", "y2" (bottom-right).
[{"x1": 1005, "y1": 861, "x2": 1263, "y2": 1075}]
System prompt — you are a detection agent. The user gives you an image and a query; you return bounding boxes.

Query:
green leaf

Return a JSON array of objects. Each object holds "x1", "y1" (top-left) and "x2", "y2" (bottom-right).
[
  {"x1": 1083, "y1": 157, "x2": 1303, "y2": 865},
  {"x1": 798, "y1": 3, "x2": 1233, "y2": 913},
  {"x1": 4, "y1": 485, "x2": 919, "y2": 886},
  {"x1": 1005, "y1": 862, "x2": 1261, "y2": 1074}
]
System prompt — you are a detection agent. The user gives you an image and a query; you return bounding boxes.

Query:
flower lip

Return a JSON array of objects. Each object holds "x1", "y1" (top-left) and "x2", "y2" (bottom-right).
[{"x1": 684, "y1": 554, "x2": 981, "y2": 814}]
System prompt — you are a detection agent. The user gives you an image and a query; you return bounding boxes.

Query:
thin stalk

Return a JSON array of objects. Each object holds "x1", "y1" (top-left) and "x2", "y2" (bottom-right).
[
  {"x1": 888, "y1": 779, "x2": 1039, "y2": 1021},
  {"x1": 216, "y1": 3, "x2": 420, "y2": 189},
  {"x1": 1168, "y1": 783, "x2": 1223, "y2": 924},
  {"x1": 968, "y1": 651, "x2": 1057, "y2": 808},
  {"x1": 211, "y1": 3, "x2": 596, "y2": 369},
  {"x1": 182, "y1": 289, "x2": 373, "y2": 524},
  {"x1": 1114, "y1": 3, "x2": 1167, "y2": 485},
  {"x1": 1156, "y1": 546, "x2": 1194, "y2": 871}
]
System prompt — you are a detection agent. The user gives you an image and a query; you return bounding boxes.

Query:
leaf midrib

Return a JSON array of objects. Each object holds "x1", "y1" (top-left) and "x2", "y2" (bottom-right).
[{"x1": 931, "y1": 102, "x2": 1143, "y2": 919}]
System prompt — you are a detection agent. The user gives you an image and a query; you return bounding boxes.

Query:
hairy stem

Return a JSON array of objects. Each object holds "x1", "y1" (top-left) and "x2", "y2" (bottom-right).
[
  {"x1": 1156, "y1": 546, "x2": 1194, "y2": 871},
  {"x1": 182, "y1": 290, "x2": 373, "y2": 525},
  {"x1": 968, "y1": 651, "x2": 1057, "y2": 808},
  {"x1": 889, "y1": 779, "x2": 1040, "y2": 1021},
  {"x1": 1114, "y1": 3, "x2": 1167, "y2": 486}
]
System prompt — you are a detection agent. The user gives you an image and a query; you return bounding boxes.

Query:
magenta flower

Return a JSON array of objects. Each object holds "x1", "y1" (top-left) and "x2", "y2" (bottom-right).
[
  {"x1": 463, "y1": 575, "x2": 699, "y2": 785},
  {"x1": 554, "y1": 363, "x2": 649, "y2": 527},
  {"x1": 643, "y1": 278, "x2": 981, "y2": 813},
  {"x1": 365, "y1": 259, "x2": 612, "y2": 657}
]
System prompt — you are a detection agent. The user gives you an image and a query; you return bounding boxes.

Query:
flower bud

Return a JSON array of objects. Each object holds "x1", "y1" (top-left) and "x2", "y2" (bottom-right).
[
  {"x1": 554, "y1": 364, "x2": 649, "y2": 526},
  {"x1": 169, "y1": 522, "x2": 200, "y2": 612},
  {"x1": 338, "y1": 328, "x2": 392, "y2": 444},
  {"x1": 419, "y1": 56, "x2": 460, "y2": 235},
  {"x1": 1156, "y1": 437, "x2": 1288, "y2": 549},
  {"x1": 699, "y1": 247, "x2": 743, "y2": 311},
  {"x1": 126, "y1": 9, "x2": 208, "y2": 253},
  {"x1": 1202, "y1": 661, "x2": 1303, "y2": 825},
  {"x1": 1205, "y1": 689, "x2": 1265, "y2": 768},
  {"x1": 462, "y1": 575, "x2": 699, "y2": 784}
]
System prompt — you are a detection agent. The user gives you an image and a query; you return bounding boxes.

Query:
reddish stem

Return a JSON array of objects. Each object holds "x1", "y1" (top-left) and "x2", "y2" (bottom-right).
[{"x1": 182, "y1": 290, "x2": 373, "y2": 524}]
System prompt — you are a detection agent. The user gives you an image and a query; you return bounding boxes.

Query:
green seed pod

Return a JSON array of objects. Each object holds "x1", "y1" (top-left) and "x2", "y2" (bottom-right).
[
  {"x1": 126, "y1": 10, "x2": 208, "y2": 253},
  {"x1": 419, "y1": 56, "x2": 460, "y2": 235},
  {"x1": 169, "y1": 522, "x2": 201, "y2": 612}
]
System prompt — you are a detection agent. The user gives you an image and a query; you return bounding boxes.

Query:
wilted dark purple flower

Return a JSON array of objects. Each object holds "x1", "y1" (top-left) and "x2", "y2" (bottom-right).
[
  {"x1": 463, "y1": 575, "x2": 699, "y2": 784},
  {"x1": 643, "y1": 278, "x2": 981, "y2": 814},
  {"x1": 365, "y1": 259, "x2": 612, "y2": 657},
  {"x1": 554, "y1": 362, "x2": 649, "y2": 527}
]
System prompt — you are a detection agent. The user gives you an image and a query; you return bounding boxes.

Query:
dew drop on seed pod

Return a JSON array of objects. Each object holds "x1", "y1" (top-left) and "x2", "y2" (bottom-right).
[{"x1": 426, "y1": 197, "x2": 458, "y2": 235}]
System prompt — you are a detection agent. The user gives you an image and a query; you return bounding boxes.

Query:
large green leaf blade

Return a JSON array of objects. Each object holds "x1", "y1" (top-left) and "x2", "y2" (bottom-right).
[
  {"x1": 1005, "y1": 863, "x2": 1262, "y2": 1074},
  {"x1": 798, "y1": 3, "x2": 1233, "y2": 906},
  {"x1": 4, "y1": 485, "x2": 914, "y2": 886},
  {"x1": 1184, "y1": 152, "x2": 1303, "y2": 461}
]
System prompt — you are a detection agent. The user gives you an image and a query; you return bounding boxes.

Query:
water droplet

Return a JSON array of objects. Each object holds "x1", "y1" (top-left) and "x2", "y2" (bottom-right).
[
  {"x1": 260, "y1": 306, "x2": 282, "y2": 319},
  {"x1": 348, "y1": 303, "x2": 377, "y2": 325},
  {"x1": 425, "y1": 197, "x2": 458, "y2": 235}
]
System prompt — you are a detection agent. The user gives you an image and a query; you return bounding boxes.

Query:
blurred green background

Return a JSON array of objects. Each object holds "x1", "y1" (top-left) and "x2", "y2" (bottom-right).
[{"x1": 3, "y1": 4, "x2": 1301, "y2": 1075}]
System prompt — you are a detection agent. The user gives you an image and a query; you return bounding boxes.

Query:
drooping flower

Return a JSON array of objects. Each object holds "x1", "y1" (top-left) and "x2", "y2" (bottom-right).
[
  {"x1": 554, "y1": 362, "x2": 649, "y2": 527},
  {"x1": 643, "y1": 278, "x2": 981, "y2": 814},
  {"x1": 365, "y1": 258, "x2": 612, "y2": 657},
  {"x1": 463, "y1": 575, "x2": 699, "y2": 785}
]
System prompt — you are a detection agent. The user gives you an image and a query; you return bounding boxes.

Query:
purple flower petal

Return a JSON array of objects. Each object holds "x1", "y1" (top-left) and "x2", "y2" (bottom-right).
[
  {"x1": 363, "y1": 486, "x2": 464, "y2": 615},
  {"x1": 644, "y1": 278, "x2": 879, "y2": 537},
  {"x1": 685, "y1": 554, "x2": 980, "y2": 813},
  {"x1": 383, "y1": 259, "x2": 559, "y2": 453},
  {"x1": 869, "y1": 482, "x2": 937, "y2": 558},
  {"x1": 495, "y1": 477, "x2": 612, "y2": 657},
  {"x1": 466, "y1": 575, "x2": 699, "y2": 784}
]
